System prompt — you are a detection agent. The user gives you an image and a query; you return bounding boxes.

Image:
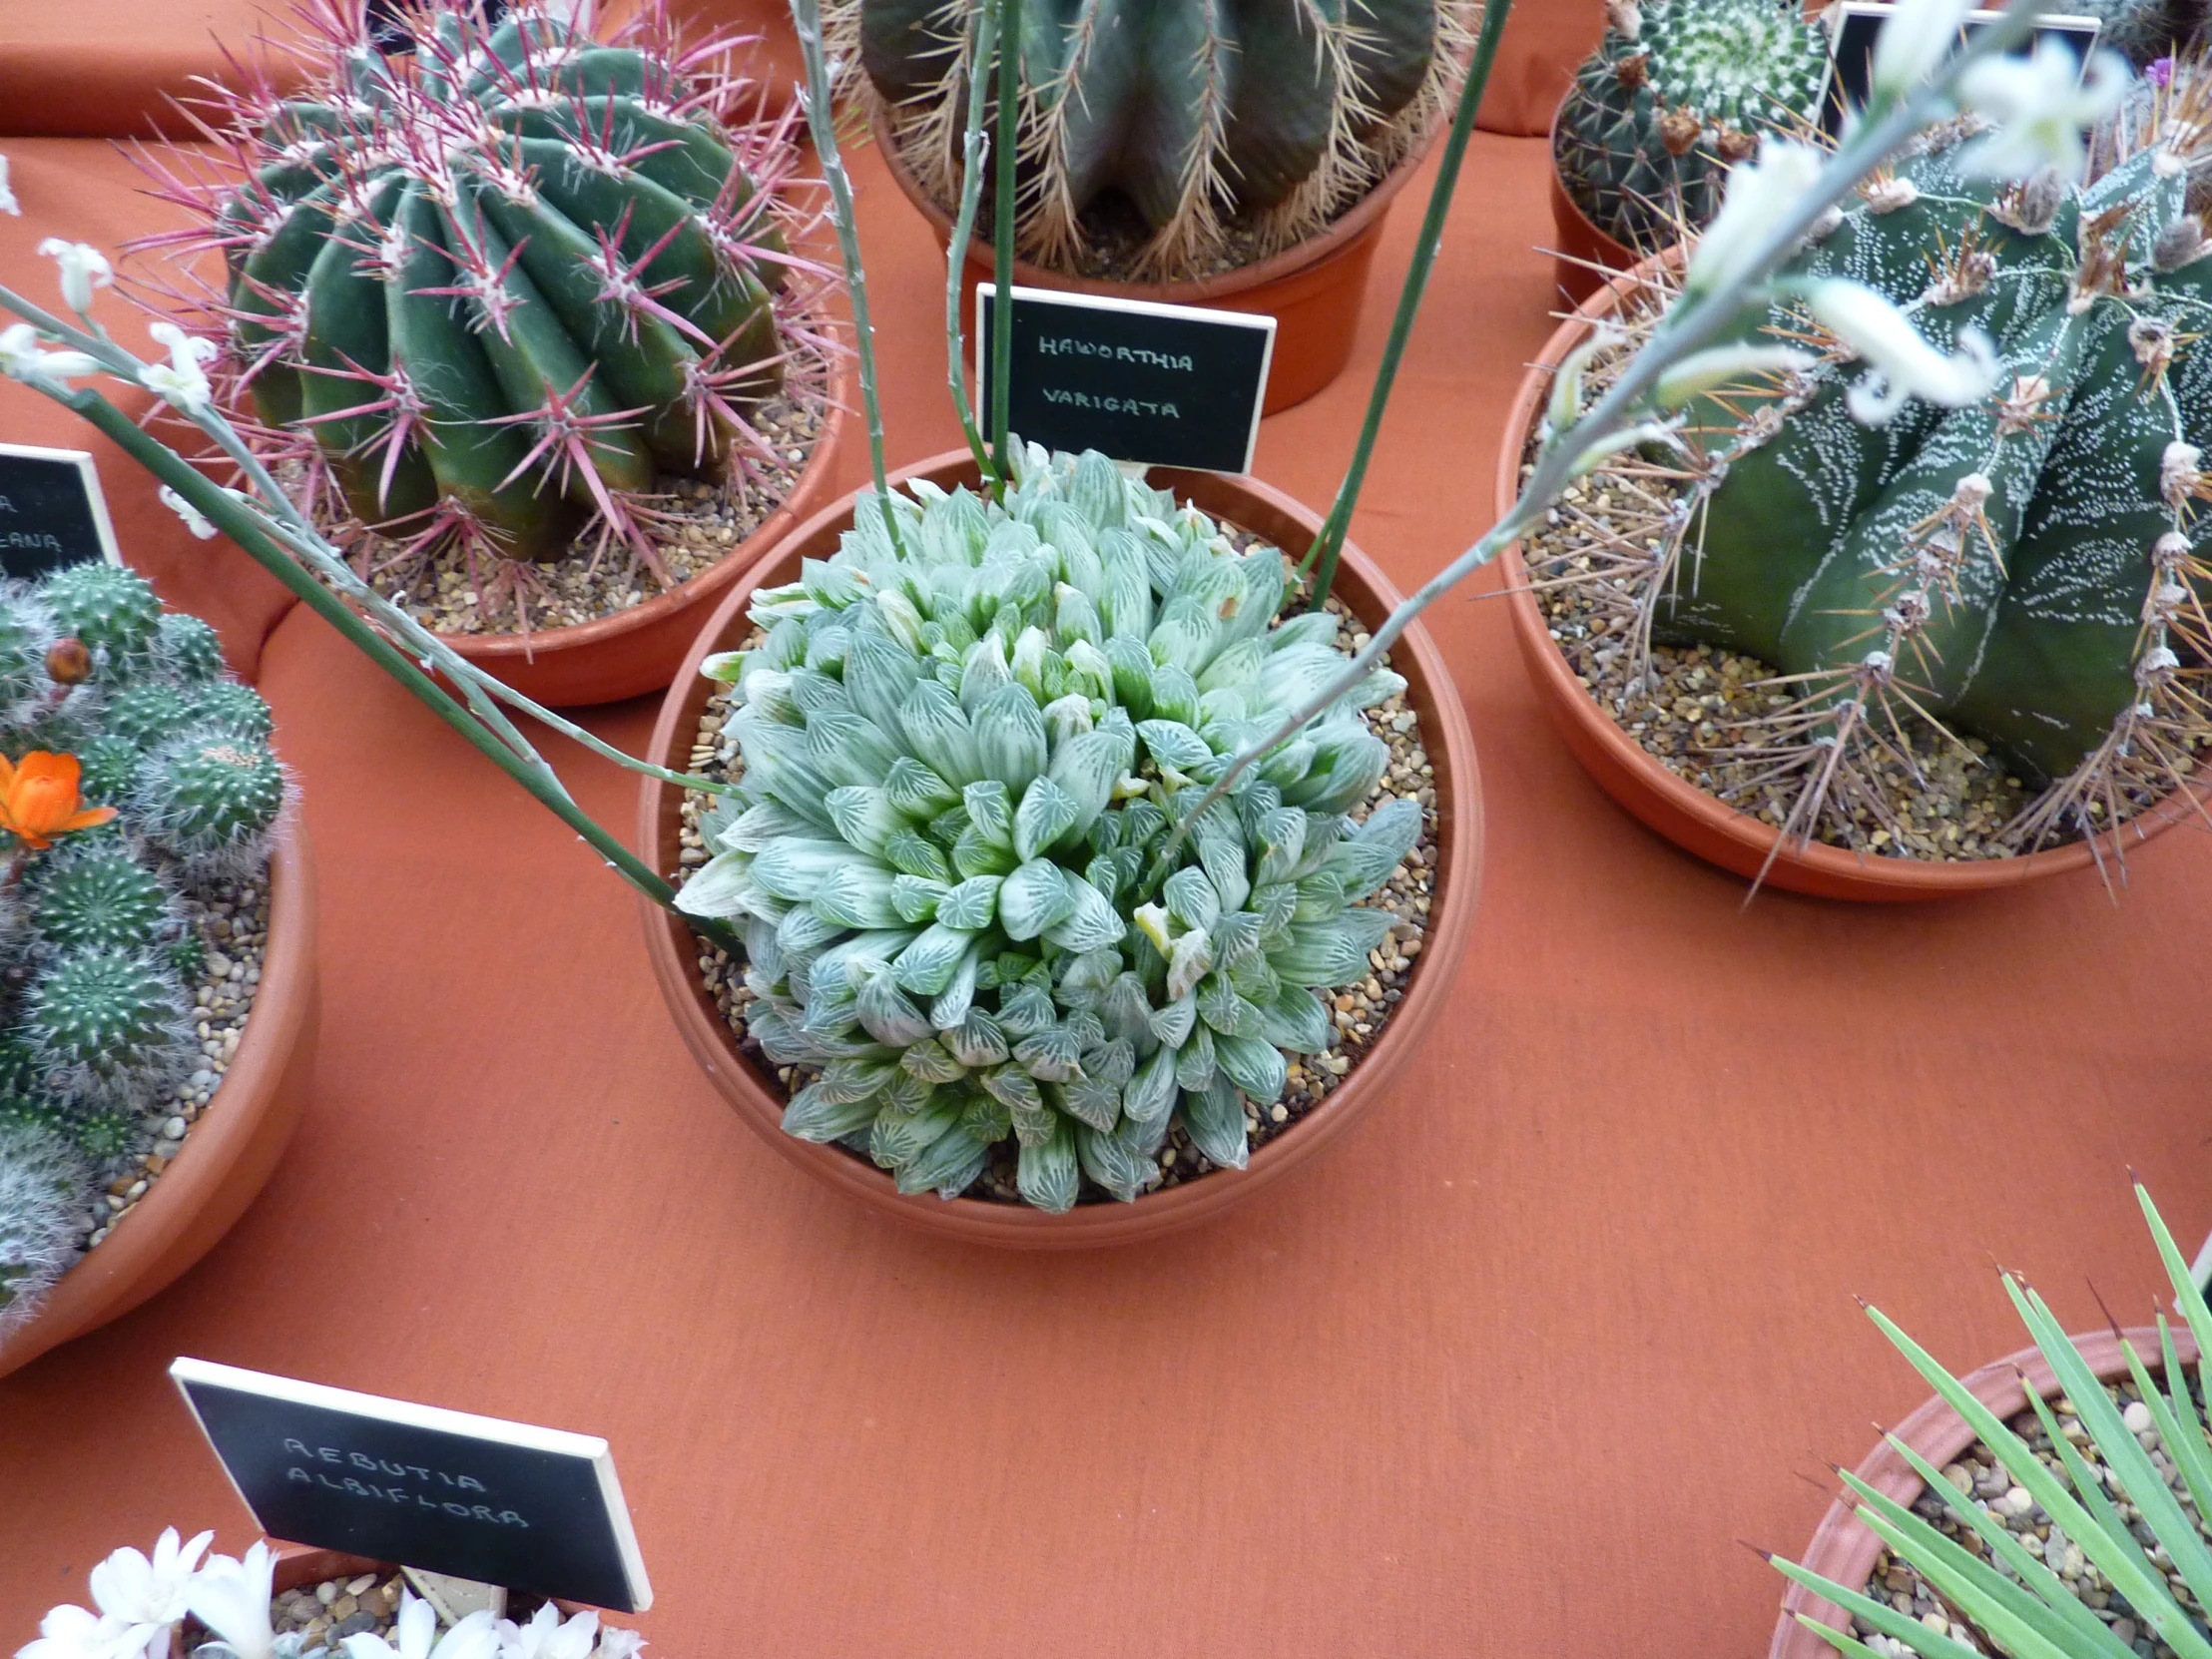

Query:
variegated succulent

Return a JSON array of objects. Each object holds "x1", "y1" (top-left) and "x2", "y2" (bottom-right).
[{"x1": 675, "y1": 444, "x2": 1423, "y2": 1212}]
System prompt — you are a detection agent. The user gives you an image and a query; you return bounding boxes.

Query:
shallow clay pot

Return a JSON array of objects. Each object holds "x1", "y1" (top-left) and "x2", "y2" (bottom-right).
[
  {"x1": 0, "y1": 822, "x2": 319, "y2": 1378},
  {"x1": 1498, "y1": 258, "x2": 2199, "y2": 901},
  {"x1": 434, "y1": 358, "x2": 850, "y2": 709},
  {"x1": 1771, "y1": 1326, "x2": 2183, "y2": 1659},
  {"x1": 1546, "y1": 90, "x2": 1641, "y2": 305},
  {"x1": 871, "y1": 115, "x2": 1431, "y2": 417},
  {"x1": 638, "y1": 449, "x2": 1483, "y2": 1248}
]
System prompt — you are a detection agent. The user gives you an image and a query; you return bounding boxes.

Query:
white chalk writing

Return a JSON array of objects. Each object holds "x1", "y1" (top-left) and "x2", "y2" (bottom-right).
[
  {"x1": 1041, "y1": 389, "x2": 1181, "y2": 417},
  {"x1": 1036, "y1": 338, "x2": 1194, "y2": 371}
]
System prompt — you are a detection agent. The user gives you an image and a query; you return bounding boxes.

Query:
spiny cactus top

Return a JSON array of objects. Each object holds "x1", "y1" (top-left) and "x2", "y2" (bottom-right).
[
  {"x1": 1554, "y1": 0, "x2": 1829, "y2": 253},
  {"x1": 152, "y1": 1, "x2": 818, "y2": 567},
  {"x1": 676, "y1": 446, "x2": 1426, "y2": 1212},
  {"x1": 2074, "y1": 0, "x2": 2209, "y2": 68},
  {"x1": 1586, "y1": 90, "x2": 2212, "y2": 853},
  {"x1": 840, "y1": 0, "x2": 1481, "y2": 276},
  {"x1": 0, "y1": 565, "x2": 284, "y2": 1337}
]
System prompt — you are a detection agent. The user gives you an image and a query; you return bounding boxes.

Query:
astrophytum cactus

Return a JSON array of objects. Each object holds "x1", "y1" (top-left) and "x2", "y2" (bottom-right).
[
  {"x1": 1553, "y1": 0, "x2": 1829, "y2": 252},
  {"x1": 1558, "y1": 81, "x2": 2212, "y2": 855},
  {"x1": 140, "y1": 1, "x2": 822, "y2": 569},
  {"x1": 0, "y1": 566, "x2": 284, "y2": 1338},
  {"x1": 838, "y1": 0, "x2": 1481, "y2": 275},
  {"x1": 674, "y1": 446, "x2": 1425, "y2": 1212}
]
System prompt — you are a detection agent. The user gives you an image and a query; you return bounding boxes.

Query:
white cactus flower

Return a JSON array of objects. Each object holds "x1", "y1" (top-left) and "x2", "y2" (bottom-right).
[
  {"x1": 158, "y1": 485, "x2": 219, "y2": 540},
  {"x1": 85, "y1": 1528, "x2": 214, "y2": 1659},
  {"x1": 1805, "y1": 278, "x2": 1997, "y2": 424},
  {"x1": 342, "y1": 1595, "x2": 499, "y2": 1659},
  {"x1": 36, "y1": 239, "x2": 111, "y2": 315},
  {"x1": 1683, "y1": 137, "x2": 1825, "y2": 297},
  {"x1": 494, "y1": 1605, "x2": 599, "y2": 1659},
  {"x1": 0, "y1": 321, "x2": 101, "y2": 388},
  {"x1": 138, "y1": 321, "x2": 219, "y2": 415},
  {"x1": 16, "y1": 1602, "x2": 135, "y2": 1659},
  {"x1": 1653, "y1": 343, "x2": 1816, "y2": 409},
  {"x1": 0, "y1": 153, "x2": 20, "y2": 217},
  {"x1": 182, "y1": 1543, "x2": 275, "y2": 1659},
  {"x1": 1868, "y1": 0, "x2": 1973, "y2": 102},
  {"x1": 1957, "y1": 42, "x2": 2129, "y2": 182}
]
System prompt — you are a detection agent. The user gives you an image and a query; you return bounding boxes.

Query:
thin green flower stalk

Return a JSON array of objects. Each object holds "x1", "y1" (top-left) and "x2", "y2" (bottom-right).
[
  {"x1": 1770, "y1": 1183, "x2": 2212, "y2": 1659},
  {"x1": 941, "y1": 0, "x2": 999, "y2": 484},
  {"x1": 676, "y1": 444, "x2": 1419, "y2": 1210},
  {"x1": 0, "y1": 274, "x2": 740, "y2": 949},
  {"x1": 1180, "y1": 0, "x2": 2069, "y2": 844}
]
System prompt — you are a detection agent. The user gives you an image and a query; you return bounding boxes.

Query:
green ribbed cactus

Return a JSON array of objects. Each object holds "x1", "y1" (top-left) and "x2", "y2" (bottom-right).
[
  {"x1": 0, "y1": 565, "x2": 285, "y2": 1339},
  {"x1": 180, "y1": 4, "x2": 810, "y2": 565},
  {"x1": 2074, "y1": 0, "x2": 2207, "y2": 67},
  {"x1": 1579, "y1": 100, "x2": 2212, "y2": 852},
  {"x1": 842, "y1": 0, "x2": 1480, "y2": 275},
  {"x1": 676, "y1": 446, "x2": 1422, "y2": 1212},
  {"x1": 1554, "y1": 0, "x2": 1829, "y2": 253}
]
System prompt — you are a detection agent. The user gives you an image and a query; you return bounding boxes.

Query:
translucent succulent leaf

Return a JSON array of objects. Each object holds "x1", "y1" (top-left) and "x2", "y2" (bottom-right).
[
  {"x1": 883, "y1": 831, "x2": 951, "y2": 882},
  {"x1": 1107, "y1": 636, "x2": 1156, "y2": 716},
  {"x1": 1041, "y1": 694, "x2": 1095, "y2": 750},
  {"x1": 1076, "y1": 1121, "x2": 1153, "y2": 1202},
  {"x1": 960, "y1": 1094, "x2": 1013, "y2": 1142},
  {"x1": 744, "y1": 916, "x2": 786, "y2": 983},
  {"x1": 1196, "y1": 829, "x2": 1251, "y2": 916},
  {"x1": 782, "y1": 1082, "x2": 883, "y2": 1143},
  {"x1": 1249, "y1": 883, "x2": 1299, "y2": 945},
  {"x1": 961, "y1": 779, "x2": 1015, "y2": 847},
  {"x1": 750, "y1": 1008, "x2": 827, "y2": 1067},
  {"x1": 894, "y1": 1126, "x2": 989, "y2": 1199},
  {"x1": 1294, "y1": 869, "x2": 1349, "y2": 920},
  {"x1": 870, "y1": 1096, "x2": 960, "y2": 1171},
  {"x1": 983, "y1": 1063, "x2": 1050, "y2": 1133},
  {"x1": 842, "y1": 631, "x2": 923, "y2": 733},
  {"x1": 1104, "y1": 974, "x2": 1156, "y2": 1046},
  {"x1": 1163, "y1": 865, "x2": 1222, "y2": 932},
  {"x1": 1069, "y1": 450, "x2": 1126, "y2": 530},
  {"x1": 929, "y1": 948, "x2": 980, "y2": 1029},
  {"x1": 1227, "y1": 949, "x2": 1283, "y2": 1006},
  {"x1": 1119, "y1": 801, "x2": 1168, "y2": 849},
  {"x1": 851, "y1": 962, "x2": 934, "y2": 1046},
  {"x1": 899, "y1": 1038, "x2": 967, "y2": 1084},
  {"x1": 1042, "y1": 874, "x2": 1124, "y2": 953},
  {"x1": 714, "y1": 802, "x2": 809, "y2": 855},
  {"x1": 1182, "y1": 1075, "x2": 1251, "y2": 1170},
  {"x1": 1284, "y1": 724, "x2": 1388, "y2": 815},
  {"x1": 895, "y1": 680, "x2": 982, "y2": 785},
  {"x1": 1136, "y1": 719, "x2": 1215, "y2": 775},
  {"x1": 916, "y1": 872, "x2": 988, "y2": 930},
  {"x1": 810, "y1": 863, "x2": 904, "y2": 930},
  {"x1": 1046, "y1": 731, "x2": 1122, "y2": 837},
  {"x1": 995, "y1": 980, "x2": 1059, "y2": 1038},
  {"x1": 890, "y1": 924, "x2": 976, "y2": 996},
  {"x1": 882, "y1": 755, "x2": 958, "y2": 818},
  {"x1": 959, "y1": 630, "x2": 1013, "y2": 715},
  {"x1": 1055, "y1": 582, "x2": 1104, "y2": 647},
  {"x1": 1270, "y1": 610, "x2": 1339, "y2": 652},
  {"x1": 1012, "y1": 778, "x2": 1078, "y2": 862},
  {"x1": 1123, "y1": 1041, "x2": 1179, "y2": 1126},
  {"x1": 1198, "y1": 638, "x2": 1266, "y2": 695},
  {"x1": 1017, "y1": 1118, "x2": 1080, "y2": 1213},
  {"x1": 1215, "y1": 1030, "x2": 1287, "y2": 1104},
  {"x1": 946, "y1": 1008, "x2": 1010, "y2": 1068},
  {"x1": 825, "y1": 786, "x2": 903, "y2": 856},
  {"x1": 1148, "y1": 600, "x2": 1217, "y2": 676},
  {"x1": 1015, "y1": 1023, "x2": 1085, "y2": 1082},
  {"x1": 750, "y1": 837, "x2": 860, "y2": 901},
  {"x1": 775, "y1": 903, "x2": 842, "y2": 965},
  {"x1": 1198, "y1": 976, "x2": 1261, "y2": 1039},
  {"x1": 1165, "y1": 912, "x2": 1218, "y2": 998},
  {"x1": 1064, "y1": 639, "x2": 1114, "y2": 702},
  {"x1": 1258, "y1": 986, "x2": 1332, "y2": 1054},
  {"x1": 1009, "y1": 627, "x2": 1052, "y2": 702},
  {"x1": 1150, "y1": 664, "x2": 1201, "y2": 726},
  {"x1": 1212, "y1": 909, "x2": 1267, "y2": 967},
  {"x1": 1080, "y1": 1037, "x2": 1136, "y2": 1090},
  {"x1": 1251, "y1": 807, "x2": 1310, "y2": 886},
  {"x1": 1271, "y1": 910, "x2": 1392, "y2": 985},
  {"x1": 1055, "y1": 946, "x2": 1122, "y2": 1007},
  {"x1": 998, "y1": 857, "x2": 1074, "y2": 940},
  {"x1": 1325, "y1": 798, "x2": 1423, "y2": 899},
  {"x1": 814, "y1": 1054, "x2": 899, "y2": 1104},
  {"x1": 951, "y1": 828, "x2": 1017, "y2": 879},
  {"x1": 805, "y1": 710, "x2": 907, "y2": 790},
  {"x1": 1175, "y1": 1022, "x2": 1217, "y2": 1092},
  {"x1": 972, "y1": 683, "x2": 1049, "y2": 792},
  {"x1": 1085, "y1": 852, "x2": 1126, "y2": 900},
  {"x1": 1257, "y1": 736, "x2": 1318, "y2": 792},
  {"x1": 671, "y1": 849, "x2": 756, "y2": 919}
]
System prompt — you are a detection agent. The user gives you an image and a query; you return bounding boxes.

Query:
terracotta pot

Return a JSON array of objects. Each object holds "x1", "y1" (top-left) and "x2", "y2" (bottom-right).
[
  {"x1": 638, "y1": 450, "x2": 1483, "y2": 1248},
  {"x1": 1497, "y1": 258, "x2": 2199, "y2": 901},
  {"x1": 431, "y1": 357, "x2": 851, "y2": 709},
  {"x1": 0, "y1": 821, "x2": 319, "y2": 1377},
  {"x1": 1546, "y1": 89, "x2": 1642, "y2": 306},
  {"x1": 870, "y1": 113, "x2": 1431, "y2": 417},
  {"x1": 1771, "y1": 1326, "x2": 2184, "y2": 1659}
]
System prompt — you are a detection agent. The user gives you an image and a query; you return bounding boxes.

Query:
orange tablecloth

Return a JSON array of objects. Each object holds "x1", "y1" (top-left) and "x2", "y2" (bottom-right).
[{"x1": 5, "y1": 117, "x2": 2212, "y2": 1659}]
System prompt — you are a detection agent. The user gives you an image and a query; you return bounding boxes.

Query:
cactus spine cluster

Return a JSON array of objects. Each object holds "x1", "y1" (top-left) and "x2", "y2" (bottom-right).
[
  {"x1": 840, "y1": 0, "x2": 1481, "y2": 276},
  {"x1": 0, "y1": 566, "x2": 284, "y2": 1339},
  {"x1": 155, "y1": 1, "x2": 817, "y2": 569},
  {"x1": 1553, "y1": 0, "x2": 1829, "y2": 253},
  {"x1": 1572, "y1": 87, "x2": 2212, "y2": 853},
  {"x1": 676, "y1": 446, "x2": 1424, "y2": 1212}
]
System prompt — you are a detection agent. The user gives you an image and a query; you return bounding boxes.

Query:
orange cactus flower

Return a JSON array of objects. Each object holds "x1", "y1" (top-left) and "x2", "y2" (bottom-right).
[{"x1": 0, "y1": 751, "x2": 116, "y2": 849}]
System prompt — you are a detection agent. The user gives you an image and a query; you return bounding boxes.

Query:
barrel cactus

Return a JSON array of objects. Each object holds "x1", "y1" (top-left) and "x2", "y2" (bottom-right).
[
  {"x1": 153, "y1": 0, "x2": 816, "y2": 570},
  {"x1": 838, "y1": 0, "x2": 1482, "y2": 276},
  {"x1": 675, "y1": 445, "x2": 1425, "y2": 1212},
  {"x1": 0, "y1": 566, "x2": 285, "y2": 1339},
  {"x1": 1561, "y1": 88, "x2": 2212, "y2": 855},
  {"x1": 1553, "y1": 0, "x2": 1829, "y2": 253}
]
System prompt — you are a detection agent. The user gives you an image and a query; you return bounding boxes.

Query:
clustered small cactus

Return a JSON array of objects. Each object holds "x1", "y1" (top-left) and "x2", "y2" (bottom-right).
[
  {"x1": 676, "y1": 446, "x2": 1424, "y2": 1212},
  {"x1": 140, "y1": 0, "x2": 823, "y2": 580},
  {"x1": 1549, "y1": 77, "x2": 2212, "y2": 855},
  {"x1": 840, "y1": 0, "x2": 1482, "y2": 276},
  {"x1": 1553, "y1": 0, "x2": 1830, "y2": 254},
  {"x1": 0, "y1": 565, "x2": 283, "y2": 1337}
]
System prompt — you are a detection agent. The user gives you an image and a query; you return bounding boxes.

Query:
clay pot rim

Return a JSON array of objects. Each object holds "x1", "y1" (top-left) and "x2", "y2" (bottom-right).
[
  {"x1": 869, "y1": 101, "x2": 1436, "y2": 302},
  {"x1": 1545, "y1": 87, "x2": 1641, "y2": 274},
  {"x1": 433, "y1": 334, "x2": 853, "y2": 667},
  {"x1": 1497, "y1": 255, "x2": 2202, "y2": 895},
  {"x1": 1771, "y1": 1325, "x2": 2188, "y2": 1657},
  {"x1": 0, "y1": 817, "x2": 315, "y2": 1374},
  {"x1": 637, "y1": 448, "x2": 1483, "y2": 1248}
]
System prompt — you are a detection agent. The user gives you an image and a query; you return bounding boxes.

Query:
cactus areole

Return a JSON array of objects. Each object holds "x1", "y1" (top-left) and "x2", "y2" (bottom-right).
[
  {"x1": 840, "y1": 0, "x2": 1481, "y2": 278},
  {"x1": 1553, "y1": 99, "x2": 2212, "y2": 857},
  {"x1": 182, "y1": 5, "x2": 814, "y2": 566}
]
